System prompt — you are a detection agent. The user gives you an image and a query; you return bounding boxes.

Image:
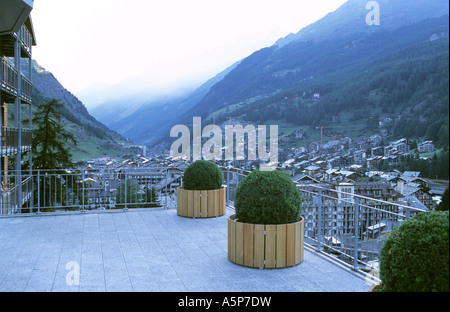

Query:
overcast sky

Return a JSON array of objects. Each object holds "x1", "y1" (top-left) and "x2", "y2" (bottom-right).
[{"x1": 31, "y1": 0, "x2": 347, "y2": 96}]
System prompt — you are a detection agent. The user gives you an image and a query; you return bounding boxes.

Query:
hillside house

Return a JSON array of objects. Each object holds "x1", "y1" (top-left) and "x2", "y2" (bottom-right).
[
  {"x1": 418, "y1": 141, "x2": 435, "y2": 153},
  {"x1": 398, "y1": 195, "x2": 429, "y2": 215},
  {"x1": 355, "y1": 182, "x2": 402, "y2": 203},
  {"x1": 384, "y1": 138, "x2": 410, "y2": 157},
  {"x1": 292, "y1": 173, "x2": 319, "y2": 184},
  {"x1": 368, "y1": 134, "x2": 382, "y2": 146},
  {"x1": 396, "y1": 182, "x2": 434, "y2": 210},
  {"x1": 366, "y1": 156, "x2": 383, "y2": 169},
  {"x1": 304, "y1": 165, "x2": 322, "y2": 177},
  {"x1": 352, "y1": 150, "x2": 366, "y2": 165}
]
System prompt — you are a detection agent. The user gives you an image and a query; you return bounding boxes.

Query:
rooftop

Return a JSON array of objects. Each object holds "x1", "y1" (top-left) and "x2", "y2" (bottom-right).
[{"x1": 0, "y1": 207, "x2": 371, "y2": 292}]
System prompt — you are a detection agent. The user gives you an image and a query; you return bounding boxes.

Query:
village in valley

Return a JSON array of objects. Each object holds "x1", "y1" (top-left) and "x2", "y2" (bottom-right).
[{"x1": 79, "y1": 126, "x2": 447, "y2": 214}]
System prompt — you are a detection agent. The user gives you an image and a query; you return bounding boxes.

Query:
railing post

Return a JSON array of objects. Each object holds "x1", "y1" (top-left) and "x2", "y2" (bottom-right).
[
  {"x1": 226, "y1": 167, "x2": 230, "y2": 206},
  {"x1": 353, "y1": 196, "x2": 360, "y2": 270},
  {"x1": 37, "y1": 170, "x2": 41, "y2": 214},
  {"x1": 124, "y1": 171, "x2": 128, "y2": 211},
  {"x1": 81, "y1": 171, "x2": 85, "y2": 212},
  {"x1": 317, "y1": 189, "x2": 323, "y2": 252},
  {"x1": 165, "y1": 168, "x2": 168, "y2": 209}
]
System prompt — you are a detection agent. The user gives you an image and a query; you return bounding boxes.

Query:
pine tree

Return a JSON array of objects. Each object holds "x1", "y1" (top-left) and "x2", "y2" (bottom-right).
[
  {"x1": 32, "y1": 99, "x2": 76, "y2": 170},
  {"x1": 436, "y1": 188, "x2": 449, "y2": 211}
]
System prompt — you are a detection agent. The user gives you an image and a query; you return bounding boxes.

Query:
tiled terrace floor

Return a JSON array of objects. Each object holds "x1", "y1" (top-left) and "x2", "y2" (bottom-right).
[{"x1": 0, "y1": 208, "x2": 371, "y2": 292}]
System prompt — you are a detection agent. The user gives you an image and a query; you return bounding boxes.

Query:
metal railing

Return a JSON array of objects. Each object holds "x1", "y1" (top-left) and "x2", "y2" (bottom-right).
[
  {"x1": 1, "y1": 175, "x2": 32, "y2": 214},
  {"x1": 1, "y1": 57, "x2": 19, "y2": 95},
  {"x1": 21, "y1": 74, "x2": 32, "y2": 103},
  {"x1": 1, "y1": 57, "x2": 32, "y2": 103},
  {"x1": 1, "y1": 127, "x2": 32, "y2": 157},
  {"x1": 1, "y1": 166, "x2": 426, "y2": 282},
  {"x1": 296, "y1": 184, "x2": 426, "y2": 279},
  {"x1": 1, "y1": 168, "x2": 182, "y2": 214},
  {"x1": 219, "y1": 168, "x2": 425, "y2": 281},
  {"x1": 20, "y1": 25, "x2": 33, "y2": 56}
]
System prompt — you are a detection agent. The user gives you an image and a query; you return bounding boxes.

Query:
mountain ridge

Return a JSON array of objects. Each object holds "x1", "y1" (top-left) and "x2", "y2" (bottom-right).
[
  {"x1": 76, "y1": 0, "x2": 449, "y2": 157},
  {"x1": 31, "y1": 60, "x2": 141, "y2": 161},
  {"x1": 275, "y1": 0, "x2": 449, "y2": 47},
  {"x1": 179, "y1": 13, "x2": 449, "y2": 121},
  {"x1": 148, "y1": 1, "x2": 448, "y2": 152}
]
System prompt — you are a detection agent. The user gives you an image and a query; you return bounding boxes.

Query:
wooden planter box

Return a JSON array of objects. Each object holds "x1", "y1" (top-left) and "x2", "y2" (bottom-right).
[
  {"x1": 228, "y1": 214, "x2": 304, "y2": 269},
  {"x1": 177, "y1": 186, "x2": 226, "y2": 218}
]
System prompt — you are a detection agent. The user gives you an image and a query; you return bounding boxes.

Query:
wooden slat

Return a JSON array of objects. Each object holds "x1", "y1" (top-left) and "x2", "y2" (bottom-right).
[
  {"x1": 182, "y1": 188, "x2": 188, "y2": 217},
  {"x1": 177, "y1": 187, "x2": 182, "y2": 216},
  {"x1": 265, "y1": 225, "x2": 276, "y2": 268},
  {"x1": 286, "y1": 223, "x2": 295, "y2": 267},
  {"x1": 201, "y1": 190, "x2": 208, "y2": 217},
  {"x1": 235, "y1": 221, "x2": 244, "y2": 265},
  {"x1": 193, "y1": 191, "x2": 200, "y2": 218},
  {"x1": 228, "y1": 217, "x2": 236, "y2": 262},
  {"x1": 254, "y1": 225, "x2": 265, "y2": 268},
  {"x1": 243, "y1": 223, "x2": 254, "y2": 267},
  {"x1": 207, "y1": 190, "x2": 214, "y2": 217},
  {"x1": 294, "y1": 221, "x2": 302, "y2": 264},
  {"x1": 299, "y1": 219, "x2": 304, "y2": 263},
  {"x1": 187, "y1": 189, "x2": 194, "y2": 217},
  {"x1": 276, "y1": 224, "x2": 286, "y2": 268},
  {"x1": 219, "y1": 187, "x2": 226, "y2": 215},
  {"x1": 214, "y1": 189, "x2": 220, "y2": 216}
]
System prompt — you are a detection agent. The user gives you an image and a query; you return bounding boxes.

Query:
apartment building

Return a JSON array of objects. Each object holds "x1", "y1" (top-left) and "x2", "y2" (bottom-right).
[
  {"x1": 300, "y1": 181, "x2": 404, "y2": 245},
  {"x1": 384, "y1": 138, "x2": 410, "y2": 157},
  {"x1": 1, "y1": 0, "x2": 36, "y2": 214},
  {"x1": 417, "y1": 141, "x2": 435, "y2": 153}
]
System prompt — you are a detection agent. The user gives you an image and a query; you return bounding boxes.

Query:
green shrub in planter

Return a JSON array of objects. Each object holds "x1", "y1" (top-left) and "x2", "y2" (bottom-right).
[
  {"x1": 183, "y1": 160, "x2": 223, "y2": 190},
  {"x1": 235, "y1": 170, "x2": 302, "y2": 224},
  {"x1": 379, "y1": 211, "x2": 449, "y2": 292}
]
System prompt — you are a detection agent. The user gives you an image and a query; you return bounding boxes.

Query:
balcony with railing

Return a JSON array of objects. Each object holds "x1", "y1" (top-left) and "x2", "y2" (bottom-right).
[
  {"x1": 1, "y1": 57, "x2": 32, "y2": 103},
  {"x1": 0, "y1": 127, "x2": 32, "y2": 157},
  {"x1": 0, "y1": 22, "x2": 33, "y2": 59},
  {"x1": 0, "y1": 56, "x2": 19, "y2": 99},
  {"x1": 20, "y1": 24, "x2": 33, "y2": 57},
  {"x1": 21, "y1": 74, "x2": 32, "y2": 103},
  {"x1": 0, "y1": 168, "x2": 376, "y2": 292},
  {"x1": 0, "y1": 167, "x2": 429, "y2": 285}
]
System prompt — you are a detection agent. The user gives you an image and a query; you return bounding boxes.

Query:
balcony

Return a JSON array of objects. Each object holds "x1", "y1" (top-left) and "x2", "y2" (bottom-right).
[
  {"x1": 19, "y1": 24, "x2": 33, "y2": 57},
  {"x1": 0, "y1": 127, "x2": 32, "y2": 157},
  {"x1": 21, "y1": 73, "x2": 32, "y2": 103},
  {"x1": 1, "y1": 57, "x2": 32, "y2": 103},
  {"x1": 0, "y1": 167, "x2": 431, "y2": 292},
  {"x1": 0, "y1": 57, "x2": 18, "y2": 98},
  {"x1": 0, "y1": 206, "x2": 371, "y2": 292}
]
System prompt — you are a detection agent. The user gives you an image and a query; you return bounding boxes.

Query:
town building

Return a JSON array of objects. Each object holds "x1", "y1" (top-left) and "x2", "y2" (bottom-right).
[
  {"x1": 299, "y1": 181, "x2": 404, "y2": 249},
  {"x1": 1, "y1": 0, "x2": 36, "y2": 214},
  {"x1": 384, "y1": 138, "x2": 410, "y2": 157},
  {"x1": 417, "y1": 141, "x2": 435, "y2": 153}
]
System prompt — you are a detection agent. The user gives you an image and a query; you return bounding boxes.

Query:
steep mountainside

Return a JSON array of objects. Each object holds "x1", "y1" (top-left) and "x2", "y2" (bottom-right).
[
  {"x1": 275, "y1": 0, "x2": 449, "y2": 46},
  {"x1": 185, "y1": 15, "x2": 449, "y2": 119},
  {"x1": 30, "y1": 61, "x2": 140, "y2": 161},
  {"x1": 82, "y1": 0, "x2": 449, "y2": 156},
  {"x1": 149, "y1": 0, "x2": 448, "y2": 152},
  {"x1": 91, "y1": 60, "x2": 240, "y2": 148}
]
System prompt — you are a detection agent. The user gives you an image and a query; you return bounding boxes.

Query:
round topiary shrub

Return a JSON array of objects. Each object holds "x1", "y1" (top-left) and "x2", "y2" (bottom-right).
[
  {"x1": 379, "y1": 211, "x2": 449, "y2": 292},
  {"x1": 183, "y1": 160, "x2": 223, "y2": 191},
  {"x1": 234, "y1": 170, "x2": 302, "y2": 224}
]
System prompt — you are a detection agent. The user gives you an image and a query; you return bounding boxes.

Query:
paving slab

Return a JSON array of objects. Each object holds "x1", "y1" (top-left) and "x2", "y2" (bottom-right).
[{"x1": 0, "y1": 208, "x2": 372, "y2": 292}]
